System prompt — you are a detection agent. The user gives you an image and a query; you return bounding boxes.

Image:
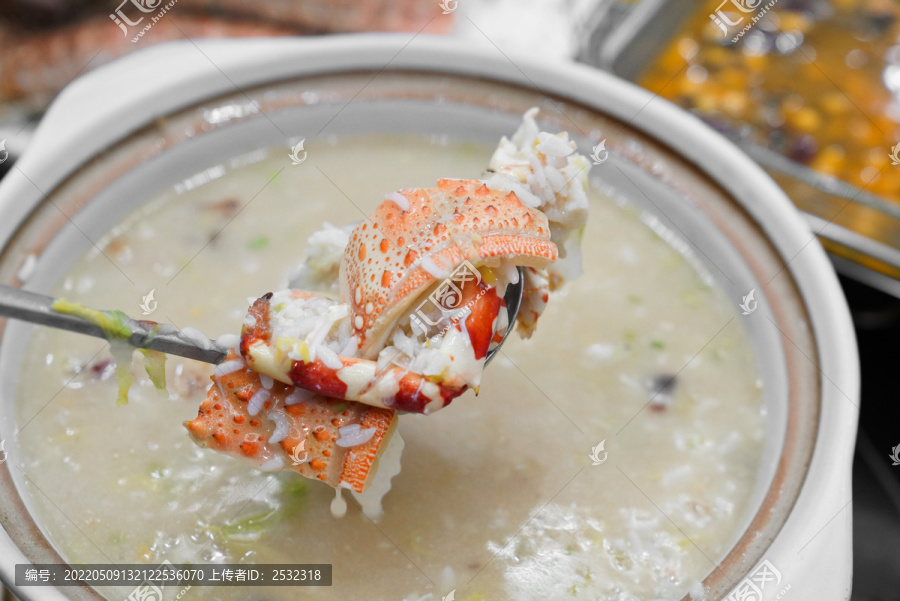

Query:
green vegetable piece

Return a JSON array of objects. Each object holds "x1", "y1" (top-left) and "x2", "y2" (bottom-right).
[
  {"x1": 220, "y1": 479, "x2": 307, "y2": 542},
  {"x1": 249, "y1": 235, "x2": 269, "y2": 250},
  {"x1": 51, "y1": 299, "x2": 132, "y2": 339},
  {"x1": 52, "y1": 299, "x2": 169, "y2": 403},
  {"x1": 282, "y1": 478, "x2": 308, "y2": 503},
  {"x1": 109, "y1": 339, "x2": 135, "y2": 406},
  {"x1": 139, "y1": 348, "x2": 168, "y2": 393},
  {"x1": 144, "y1": 324, "x2": 161, "y2": 345},
  {"x1": 219, "y1": 509, "x2": 281, "y2": 542}
]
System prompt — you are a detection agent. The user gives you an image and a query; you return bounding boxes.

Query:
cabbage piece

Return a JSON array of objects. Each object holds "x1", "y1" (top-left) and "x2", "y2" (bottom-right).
[
  {"x1": 52, "y1": 299, "x2": 169, "y2": 404},
  {"x1": 138, "y1": 348, "x2": 168, "y2": 394},
  {"x1": 51, "y1": 299, "x2": 132, "y2": 339},
  {"x1": 109, "y1": 339, "x2": 136, "y2": 406},
  {"x1": 219, "y1": 479, "x2": 307, "y2": 542}
]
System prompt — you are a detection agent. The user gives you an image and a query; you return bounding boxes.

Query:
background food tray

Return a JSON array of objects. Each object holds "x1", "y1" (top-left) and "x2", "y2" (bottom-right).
[{"x1": 580, "y1": 0, "x2": 900, "y2": 298}]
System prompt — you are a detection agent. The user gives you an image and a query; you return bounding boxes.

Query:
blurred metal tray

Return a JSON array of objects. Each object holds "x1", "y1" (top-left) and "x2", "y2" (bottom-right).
[{"x1": 579, "y1": 0, "x2": 900, "y2": 298}]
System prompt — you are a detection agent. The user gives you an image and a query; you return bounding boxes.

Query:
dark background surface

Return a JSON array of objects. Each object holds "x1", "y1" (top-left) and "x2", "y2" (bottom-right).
[{"x1": 843, "y1": 276, "x2": 900, "y2": 601}]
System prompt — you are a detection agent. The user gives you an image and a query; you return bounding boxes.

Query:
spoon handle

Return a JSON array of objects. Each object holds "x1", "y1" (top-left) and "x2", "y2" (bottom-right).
[{"x1": 0, "y1": 284, "x2": 226, "y2": 364}]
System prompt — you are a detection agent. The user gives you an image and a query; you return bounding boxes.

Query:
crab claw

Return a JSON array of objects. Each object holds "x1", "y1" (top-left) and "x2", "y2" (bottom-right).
[
  {"x1": 341, "y1": 178, "x2": 557, "y2": 356},
  {"x1": 238, "y1": 177, "x2": 555, "y2": 414}
]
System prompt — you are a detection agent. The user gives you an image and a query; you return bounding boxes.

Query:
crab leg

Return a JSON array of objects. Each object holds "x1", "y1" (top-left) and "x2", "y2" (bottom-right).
[{"x1": 241, "y1": 279, "x2": 503, "y2": 414}]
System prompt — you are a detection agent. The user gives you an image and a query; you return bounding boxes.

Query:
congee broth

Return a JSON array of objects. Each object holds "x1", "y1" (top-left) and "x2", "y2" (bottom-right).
[{"x1": 14, "y1": 134, "x2": 765, "y2": 601}]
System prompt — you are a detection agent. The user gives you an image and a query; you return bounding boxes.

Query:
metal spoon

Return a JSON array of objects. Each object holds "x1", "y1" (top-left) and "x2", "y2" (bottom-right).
[
  {"x1": 485, "y1": 266, "x2": 524, "y2": 365},
  {"x1": 0, "y1": 284, "x2": 227, "y2": 364},
  {"x1": 0, "y1": 271, "x2": 523, "y2": 365}
]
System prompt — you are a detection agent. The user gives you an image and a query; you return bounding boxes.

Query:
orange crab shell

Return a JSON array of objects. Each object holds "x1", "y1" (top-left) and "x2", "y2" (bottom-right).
[
  {"x1": 185, "y1": 351, "x2": 396, "y2": 493},
  {"x1": 340, "y1": 178, "x2": 558, "y2": 356}
]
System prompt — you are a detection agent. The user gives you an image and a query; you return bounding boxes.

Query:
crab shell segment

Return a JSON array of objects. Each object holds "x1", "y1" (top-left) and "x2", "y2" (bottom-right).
[
  {"x1": 185, "y1": 350, "x2": 396, "y2": 493},
  {"x1": 240, "y1": 282, "x2": 503, "y2": 414},
  {"x1": 341, "y1": 178, "x2": 557, "y2": 357}
]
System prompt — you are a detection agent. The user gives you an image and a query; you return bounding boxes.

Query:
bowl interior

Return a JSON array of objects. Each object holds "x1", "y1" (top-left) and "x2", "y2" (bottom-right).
[{"x1": 0, "y1": 69, "x2": 819, "y2": 601}]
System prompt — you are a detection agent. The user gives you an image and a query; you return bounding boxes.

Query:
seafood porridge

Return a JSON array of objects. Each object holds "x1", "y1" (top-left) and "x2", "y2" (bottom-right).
[{"x1": 13, "y1": 122, "x2": 765, "y2": 600}]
